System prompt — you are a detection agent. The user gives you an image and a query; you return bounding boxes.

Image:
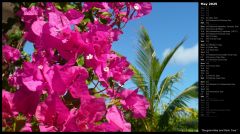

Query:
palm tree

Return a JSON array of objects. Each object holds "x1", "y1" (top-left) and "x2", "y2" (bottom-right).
[{"x1": 129, "y1": 27, "x2": 198, "y2": 131}]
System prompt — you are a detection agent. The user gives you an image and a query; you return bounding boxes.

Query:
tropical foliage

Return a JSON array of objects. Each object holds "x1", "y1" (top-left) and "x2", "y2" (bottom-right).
[{"x1": 129, "y1": 27, "x2": 198, "y2": 132}]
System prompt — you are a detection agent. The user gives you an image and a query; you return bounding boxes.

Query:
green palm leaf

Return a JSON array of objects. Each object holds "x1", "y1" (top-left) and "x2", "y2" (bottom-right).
[
  {"x1": 136, "y1": 27, "x2": 159, "y2": 80},
  {"x1": 136, "y1": 27, "x2": 162, "y2": 110},
  {"x1": 156, "y1": 71, "x2": 182, "y2": 108},
  {"x1": 158, "y1": 37, "x2": 187, "y2": 81},
  {"x1": 130, "y1": 64, "x2": 149, "y2": 98},
  {"x1": 158, "y1": 82, "x2": 198, "y2": 129}
]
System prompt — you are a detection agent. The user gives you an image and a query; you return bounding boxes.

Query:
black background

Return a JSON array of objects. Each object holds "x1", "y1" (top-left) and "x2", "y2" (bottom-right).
[{"x1": 199, "y1": 0, "x2": 240, "y2": 132}]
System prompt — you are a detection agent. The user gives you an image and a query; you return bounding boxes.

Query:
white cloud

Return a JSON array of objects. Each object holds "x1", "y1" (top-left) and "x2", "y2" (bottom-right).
[{"x1": 162, "y1": 44, "x2": 198, "y2": 65}]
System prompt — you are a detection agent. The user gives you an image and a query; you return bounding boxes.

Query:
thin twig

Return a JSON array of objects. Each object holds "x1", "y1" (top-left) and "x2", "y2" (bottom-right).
[
  {"x1": 120, "y1": 10, "x2": 135, "y2": 29},
  {"x1": 93, "y1": 81, "x2": 99, "y2": 89},
  {"x1": 92, "y1": 81, "x2": 101, "y2": 91},
  {"x1": 96, "y1": 88, "x2": 107, "y2": 94}
]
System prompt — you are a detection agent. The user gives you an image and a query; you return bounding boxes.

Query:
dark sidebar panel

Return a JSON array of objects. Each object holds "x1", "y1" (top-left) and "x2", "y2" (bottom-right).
[{"x1": 199, "y1": 0, "x2": 240, "y2": 133}]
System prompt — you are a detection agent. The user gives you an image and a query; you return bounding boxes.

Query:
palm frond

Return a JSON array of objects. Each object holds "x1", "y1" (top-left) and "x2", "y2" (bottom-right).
[
  {"x1": 173, "y1": 107, "x2": 198, "y2": 118},
  {"x1": 136, "y1": 27, "x2": 163, "y2": 106},
  {"x1": 156, "y1": 71, "x2": 182, "y2": 108},
  {"x1": 136, "y1": 27, "x2": 156, "y2": 83},
  {"x1": 130, "y1": 64, "x2": 149, "y2": 98},
  {"x1": 157, "y1": 37, "x2": 187, "y2": 82},
  {"x1": 158, "y1": 82, "x2": 198, "y2": 129},
  {"x1": 150, "y1": 56, "x2": 161, "y2": 101}
]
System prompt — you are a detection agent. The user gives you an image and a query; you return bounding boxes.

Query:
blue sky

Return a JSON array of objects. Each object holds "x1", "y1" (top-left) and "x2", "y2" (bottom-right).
[{"x1": 23, "y1": 2, "x2": 198, "y2": 109}]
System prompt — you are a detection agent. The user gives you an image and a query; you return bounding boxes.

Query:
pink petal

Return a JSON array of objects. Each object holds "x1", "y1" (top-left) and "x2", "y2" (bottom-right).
[
  {"x1": 22, "y1": 76, "x2": 43, "y2": 92},
  {"x1": 106, "y1": 105, "x2": 131, "y2": 132}
]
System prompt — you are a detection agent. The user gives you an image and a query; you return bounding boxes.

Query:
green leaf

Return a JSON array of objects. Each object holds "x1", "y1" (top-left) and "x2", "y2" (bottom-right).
[
  {"x1": 64, "y1": 4, "x2": 76, "y2": 12},
  {"x1": 15, "y1": 114, "x2": 26, "y2": 131},
  {"x1": 99, "y1": 18, "x2": 108, "y2": 24},
  {"x1": 8, "y1": 30, "x2": 22, "y2": 41},
  {"x1": 108, "y1": 77, "x2": 114, "y2": 88},
  {"x1": 86, "y1": 80, "x2": 91, "y2": 85},
  {"x1": 130, "y1": 64, "x2": 148, "y2": 98},
  {"x1": 40, "y1": 93, "x2": 48, "y2": 102},
  {"x1": 55, "y1": 3, "x2": 62, "y2": 10},
  {"x1": 89, "y1": 88, "x2": 97, "y2": 95},
  {"x1": 84, "y1": 11, "x2": 94, "y2": 23},
  {"x1": 21, "y1": 51, "x2": 31, "y2": 62},
  {"x1": 135, "y1": 27, "x2": 163, "y2": 111},
  {"x1": 101, "y1": 12, "x2": 112, "y2": 17},
  {"x1": 77, "y1": 55, "x2": 84, "y2": 66},
  {"x1": 29, "y1": 2, "x2": 36, "y2": 7},
  {"x1": 82, "y1": 18, "x2": 91, "y2": 25},
  {"x1": 156, "y1": 71, "x2": 182, "y2": 105},
  {"x1": 92, "y1": 7, "x2": 100, "y2": 12},
  {"x1": 158, "y1": 37, "x2": 187, "y2": 81}
]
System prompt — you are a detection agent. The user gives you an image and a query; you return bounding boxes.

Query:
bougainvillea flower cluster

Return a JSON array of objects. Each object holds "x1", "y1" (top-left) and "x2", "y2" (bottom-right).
[
  {"x1": 2, "y1": 2, "x2": 152, "y2": 132},
  {"x1": 2, "y1": 45, "x2": 21, "y2": 63}
]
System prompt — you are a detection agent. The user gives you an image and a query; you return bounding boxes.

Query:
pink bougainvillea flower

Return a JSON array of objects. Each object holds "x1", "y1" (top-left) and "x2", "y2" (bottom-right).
[
  {"x1": 118, "y1": 89, "x2": 149, "y2": 119},
  {"x1": 45, "y1": 2, "x2": 62, "y2": 14},
  {"x1": 2, "y1": 45, "x2": 21, "y2": 63},
  {"x1": 48, "y1": 12, "x2": 70, "y2": 31},
  {"x1": 83, "y1": 39, "x2": 111, "y2": 65},
  {"x1": 47, "y1": 12, "x2": 71, "y2": 43},
  {"x1": 63, "y1": 97, "x2": 106, "y2": 132},
  {"x1": 22, "y1": 76, "x2": 43, "y2": 92},
  {"x1": 108, "y1": 2, "x2": 125, "y2": 9},
  {"x1": 65, "y1": 9, "x2": 84, "y2": 25},
  {"x1": 130, "y1": 2, "x2": 152, "y2": 19},
  {"x1": 94, "y1": 61, "x2": 110, "y2": 88},
  {"x1": 25, "y1": 20, "x2": 46, "y2": 44},
  {"x1": 83, "y1": 2, "x2": 110, "y2": 12},
  {"x1": 8, "y1": 69, "x2": 23, "y2": 88},
  {"x1": 93, "y1": 122, "x2": 119, "y2": 132},
  {"x1": 31, "y1": 49, "x2": 59, "y2": 65},
  {"x1": 95, "y1": 55, "x2": 133, "y2": 87},
  {"x1": 29, "y1": 11, "x2": 72, "y2": 52},
  {"x1": 110, "y1": 28, "x2": 123, "y2": 41},
  {"x1": 8, "y1": 61, "x2": 46, "y2": 92},
  {"x1": 79, "y1": 97, "x2": 106, "y2": 123},
  {"x1": 109, "y1": 56, "x2": 134, "y2": 85},
  {"x1": 12, "y1": 87, "x2": 42, "y2": 115},
  {"x1": 108, "y1": 2, "x2": 125, "y2": 15},
  {"x1": 57, "y1": 30, "x2": 83, "y2": 61},
  {"x1": 37, "y1": 23, "x2": 64, "y2": 50},
  {"x1": 16, "y1": 6, "x2": 44, "y2": 30},
  {"x1": 20, "y1": 123, "x2": 32, "y2": 132},
  {"x1": 2, "y1": 90, "x2": 14, "y2": 119},
  {"x1": 39, "y1": 125, "x2": 58, "y2": 132},
  {"x1": 35, "y1": 93, "x2": 69, "y2": 131},
  {"x1": 4, "y1": 2, "x2": 153, "y2": 132},
  {"x1": 80, "y1": 43, "x2": 99, "y2": 69},
  {"x1": 61, "y1": 108, "x2": 79, "y2": 132},
  {"x1": 22, "y1": 62, "x2": 44, "y2": 81},
  {"x1": 50, "y1": 65, "x2": 74, "y2": 95},
  {"x1": 86, "y1": 20, "x2": 116, "y2": 44},
  {"x1": 106, "y1": 105, "x2": 131, "y2": 132},
  {"x1": 68, "y1": 68, "x2": 90, "y2": 99},
  {"x1": 17, "y1": 6, "x2": 44, "y2": 44},
  {"x1": 50, "y1": 65, "x2": 89, "y2": 97}
]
